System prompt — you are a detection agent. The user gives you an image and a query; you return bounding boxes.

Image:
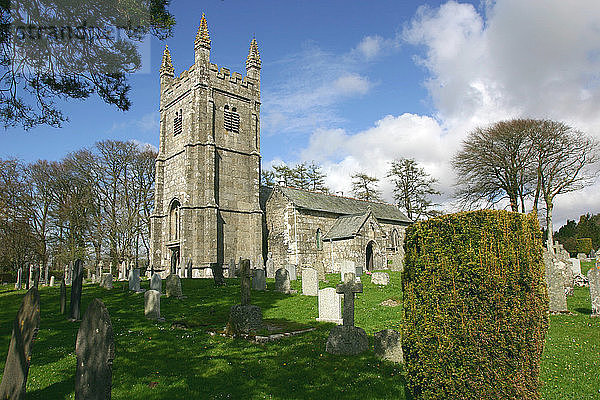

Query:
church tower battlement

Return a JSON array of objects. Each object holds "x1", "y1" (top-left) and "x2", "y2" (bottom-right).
[{"x1": 151, "y1": 14, "x2": 263, "y2": 277}]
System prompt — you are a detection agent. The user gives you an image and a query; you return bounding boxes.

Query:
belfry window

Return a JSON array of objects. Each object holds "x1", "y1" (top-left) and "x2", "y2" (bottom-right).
[
  {"x1": 174, "y1": 109, "x2": 182, "y2": 135},
  {"x1": 224, "y1": 105, "x2": 240, "y2": 133}
]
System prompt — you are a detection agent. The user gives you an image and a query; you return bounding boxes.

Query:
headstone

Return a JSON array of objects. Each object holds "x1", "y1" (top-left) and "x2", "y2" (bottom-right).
[
  {"x1": 15, "y1": 267, "x2": 22, "y2": 290},
  {"x1": 545, "y1": 254, "x2": 568, "y2": 313},
  {"x1": 67, "y1": 262, "x2": 73, "y2": 286},
  {"x1": 316, "y1": 288, "x2": 343, "y2": 324},
  {"x1": 128, "y1": 269, "x2": 141, "y2": 292},
  {"x1": 569, "y1": 258, "x2": 582, "y2": 275},
  {"x1": 371, "y1": 272, "x2": 390, "y2": 286},
  {"x1": 240, "y1": 259, "x2": 251, "y2": 305},
  {"x1": 150, "y1": 273, "x2": 162, "y2": 292},
  {"x1": 588, "y1": 266, "x2": 600, "y2": 317},
  {"x1": 252, "y1": 269, "x2": 266, "y2": 291},
  {"x1": 340, "y1": 260, "x2": 356, "y2": 280},
  {"x1": 60, "y1": 279, "x2": 67, "y2": 314},
  {"x1": 211, "y1": 263, "x2": 225, "y2": 286},
  {"x1": 301, "y1": 267, "x2": 318, "y2": 296},
  {"x1": 96, "y1": 260, "x2": 103, "y2": 283},
  {"x1": 325, "y1": 272, "x2": 368, "y2": 355},
  {"x1": 144, "y1": 290, "x2": 161, "y2": 320},
  {"x1": 75, "y1": 298, "x2": 115, "y2": 400},
  {"x1": 165, "y1": 274, "x2": 182, "y2": 298},
  {"x1": 374, "y1": 329, "x2": 404, "y2": 363},
  {"x1": 69, "y1": 259, "x2": 84, "y2": 320},
  {"x1": 577, "y1": 253, "x2": 587, "y2": 260},
  {"x1": 226, "y1": 258, "x2": 235, "y2": 278},
  {"x1": 275, "y1": 268, "x2": 291, "y2": 294},
  {"x1": 49, "y1": 276, "x2": 55, "y2": 287},
  {"x1": 285, "y1": 264, "x2": 297, "y2": 281},
  {"x1": 265, "y1": 252, "x2": 275, "y2": 279},
  {"x1": 0, "y1": 288, "x2": 40, "y2": 399},
  {"x1": 100, "y1": 273, "x2": 113, "y2": 290}
]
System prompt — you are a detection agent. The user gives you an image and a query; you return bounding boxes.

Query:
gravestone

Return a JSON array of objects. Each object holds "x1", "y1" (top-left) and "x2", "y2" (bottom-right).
[
  {"x1": 15, "y1": 267, "x2": 22, "y2": 290},
  {"x1": 577, "y1": 253, "x2": 587, "y2": 260},
  {"x1": 145, "y1": 290, "x2": 161, "y2": 320},
  {"x1": 371, "y1": 272, "x2": 390, "y2": 286},
  {"x1": 301, "y1": 267, "x2": 318, "y2": 296},
  {"x1": 32, "y1": 266, "x2": 40, "y2": 288},
  {"x1": 326, "y1": 272, "x2": 368, "y2": 355},
  {"x1": 340, "y1": 260, "x2": 356, "y2": 280},
  {"x1": 66, "y1": 262, "x2": 73, "y2": 286},
  {"x1": 165, "y1": 274, "x2": 183, "y2": 298},
  {"x1": 60, "y1": 279, "x2": 67, "y2": 314},
  {"x1": 150, "y1": 273, "x2": 162, "y2": 292},
  {"x1": 275, "y1": 268, "x2": 291, "y2": 294},
  {"x1": 588, "y1": 267, "x2": 600, "y2": 317},
  {"x1": 75, "y1": 298, "x2": 115, "y2": 400},
  {"x1": 227, "y1": 259, "x2": 236, "y2": 278},
  {"x1": 211, "y1": 263, "x2": 225, "y2": 286},
  {"x1": 543, "y1": 249, "x2": 568, "y2": 313},
  {"x1": 285, "y1": 264, "x2": 297, "y2": 281},
  {"x1": 186, "y1": 258, "x2": 193, "y2": 279},
  {"x1": 49, "y1": 276, "x2": 55, "y2": 287},
  {"x1": 100, "y1": 273, "x2": 113, "y2": 290},
  {"x1": 374, "y1": 329, "x2": 403, "y2": 363},
  {"x1": 69, "y1": 259, "x2": 84, "y2": 320},
  {"x1": 0, "y1": 288, "x2": 40, "y2": 399},
  {"x1": 228, "y1": 259, "x2": 262, "y2": 334},
  {"x1": 96, "y1": 260, "x2": 103, "y2": 283},
  {"x1": 265, "y1": 252, "x2": 275, "y2": 279},
  {"x1": 569, "y1": 258, "x2": 582, "y2": 275},
  {"x1": 316, "y1": 287, "x2": 343, "y2": 324},
  {"x1": 252, "y1": 269, "x2": 266, "y2": 291},
  {"x1": 128, "y1": 269, "x2": 141, "y2": 292},
  {"x1": 27, "y1": 264, "x2": 34, "y2": 289}
]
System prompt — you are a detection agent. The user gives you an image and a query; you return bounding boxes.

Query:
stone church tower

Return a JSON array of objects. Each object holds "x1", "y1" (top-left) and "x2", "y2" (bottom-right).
[{"x1": 150, "y1": 14, "x2": 263, "y2": 277}]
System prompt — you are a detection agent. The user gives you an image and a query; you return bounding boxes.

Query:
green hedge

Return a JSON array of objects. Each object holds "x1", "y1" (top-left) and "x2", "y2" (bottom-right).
[
  {"x1": 576, "y1": 238, "x2": 593, "y2": 255},
  {"x1": 402, "y1": 210, "x2": 548, "y2": 400}
]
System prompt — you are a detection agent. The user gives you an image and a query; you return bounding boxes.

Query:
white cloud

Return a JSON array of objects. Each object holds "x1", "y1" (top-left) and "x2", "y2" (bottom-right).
[
  {"x1": 110, "y1": 111, "x2": 160, "y2": 134},
  {"x1": 355, "y1": 35, "x2": 385, "y2": 60}
]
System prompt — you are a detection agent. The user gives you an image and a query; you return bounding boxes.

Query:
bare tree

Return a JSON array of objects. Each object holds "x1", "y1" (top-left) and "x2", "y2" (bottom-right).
[
  {"x1": 387, "y1": 158, "x2": 439, "y2": 221},
  {"x1": 351, "y1": 172, "x2": 382, "y2": 202}
]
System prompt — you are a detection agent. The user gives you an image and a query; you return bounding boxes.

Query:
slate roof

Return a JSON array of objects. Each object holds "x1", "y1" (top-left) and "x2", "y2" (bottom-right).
[
  {"x1": 273, "y1": 186, "x2": 412, "y2": 224},
  {"x1": 324, "y1": 212, "x2": 371, "y2": 240}
]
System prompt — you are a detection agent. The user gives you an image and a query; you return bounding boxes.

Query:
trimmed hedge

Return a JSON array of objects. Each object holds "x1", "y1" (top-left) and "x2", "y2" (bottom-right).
[
  {"x1": 576, "y1": 238, "x2": 593, "y2": 255},
  {"x1": 402, "y1": 210, "x2": 548, "y2": 400}
]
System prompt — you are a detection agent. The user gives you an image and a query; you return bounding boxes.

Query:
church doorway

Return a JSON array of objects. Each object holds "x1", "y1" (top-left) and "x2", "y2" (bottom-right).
[
  {"x1": 170, "y1": 247, "x2": 180, "y2": 275},
  {"x1": 366, "y1": 241, "x2": 375, "y2": 272}
]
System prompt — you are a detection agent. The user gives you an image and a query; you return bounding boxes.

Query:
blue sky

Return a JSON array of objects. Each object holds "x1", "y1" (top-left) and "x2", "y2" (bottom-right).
[{"x1": 2, "y1": 0, "x2": 600, "y2": 228}]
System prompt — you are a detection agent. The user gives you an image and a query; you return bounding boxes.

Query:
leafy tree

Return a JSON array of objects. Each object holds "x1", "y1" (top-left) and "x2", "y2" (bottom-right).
[
  {"x1": 262, "y1": 161, "x2": 329, "y2": 193},
  {"x1": 0, "y1": 0, "x2": 175, "y2": 129},
  {"x1": 387, "y1": 158, "x2": 439, "y2": 221},
  {"x1": 351, "y1": 172, "x2": 382, "y2": 202},
  {"x1": 306, "y1": 162, "x2": 329, "y2": 193}
]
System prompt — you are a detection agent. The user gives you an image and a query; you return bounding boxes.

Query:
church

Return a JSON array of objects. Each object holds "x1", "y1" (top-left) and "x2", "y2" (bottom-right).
[{"x1": 150, "y1": 15, "x2": 411, "y2": 278}]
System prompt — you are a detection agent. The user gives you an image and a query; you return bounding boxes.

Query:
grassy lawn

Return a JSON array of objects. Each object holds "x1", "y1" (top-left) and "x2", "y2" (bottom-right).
[{"x1": 0, "y1": 270, "x2": 597, "y2": 399}]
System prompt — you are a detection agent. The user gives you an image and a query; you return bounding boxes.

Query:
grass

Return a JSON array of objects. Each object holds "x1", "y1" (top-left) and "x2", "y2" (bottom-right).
[{"x1": 0, "y1": 270, "x2": 597, "y2": 399}]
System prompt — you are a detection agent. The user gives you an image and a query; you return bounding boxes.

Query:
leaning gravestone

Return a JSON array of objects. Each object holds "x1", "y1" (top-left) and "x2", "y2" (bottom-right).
[
  {"x1": 374, "y1": 329, "x2": 403, "y2": 363},
  {"x1": 0, "y1": 288, "x2": 40, "y2": 399},
  {"x1": 301, "y1": 267, "x2": 318, "y2": 296},
  {"x1": 265, "y1": 252, "x2": 275, "y2": 279},
  {"x1": 316, "y1": 287, "x2": 343, "y2": 324},
  {"x1": 150, "y1": 273, "x2": 162, "y2": 292},
  {"x1": 371, "y1": 272, "x2": 390, "y2": 286},
  {"x1": 165, "y1": 274, "x2": 183, "y2": 298},
  {"x1": 69, "y1": 259, "x2": 84, "y2": 320},
  {"x1": 75, "y1": 298, "x2": 115, "y2": 400},
  {"x1": 228, "y1": 259, "x2": 262, "y2": 334},
  {"x1": 275, "y1": 268, "x2": 291, "y2": 294},
  {"x1": 252, "y1": 269, "x2": 266, "y2": 291},
  {"x1": 285, "y1": 264, "x2": 297, "y2": 281},
  {"x1": 128, "y1": 269, "x2": 141, "y2": 292},
  {"x1": 588, "y1": 266, "x2": 600, "y2": 317},
  {"x1": 340, "y1": 260, "x2": 356, "y2": 280},
  {"x1": 60, "y1": 279, "x2": 67, "y2": 314},
  {"x1": 211, "y1": 263, "x2": 225, "y2": 286},
  {"x1": 100, "y1": 273, "x2": 113, "y2": 290},
  {"x1": 145, "y1": 290, "x2": 161, "y2": 320},
  {"x1": 325, "y1": 272, "x2": 368, "y2": 355}
]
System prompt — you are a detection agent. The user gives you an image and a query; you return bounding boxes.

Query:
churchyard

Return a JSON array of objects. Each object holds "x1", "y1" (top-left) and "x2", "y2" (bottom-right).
[{"x1": 0, "y1": 265, "x2": 598, "y2": 399}]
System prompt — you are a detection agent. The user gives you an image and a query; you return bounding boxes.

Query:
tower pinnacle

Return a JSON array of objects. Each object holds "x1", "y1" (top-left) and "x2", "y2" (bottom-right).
[
  {"x1": 160, "y1": 44, "x2": 174, "y2": 76},
  {"x1": 246, "y1": 37, "x2": 261, "y2": 70},
  {"x1": 195, "y1": 13, "x2": 211, "y2": 49}
]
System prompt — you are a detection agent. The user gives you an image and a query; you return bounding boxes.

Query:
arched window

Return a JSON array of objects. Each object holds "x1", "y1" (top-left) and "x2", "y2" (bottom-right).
[
  {"x1": 169, "y1": 200, "x2": 180, "y2": 241},
  {"x1": 316, "y1": 228, "x2": 322, "y2": 251},
  {"x1": 391, "y1": 229, "x2": 400, "y2": 252}
]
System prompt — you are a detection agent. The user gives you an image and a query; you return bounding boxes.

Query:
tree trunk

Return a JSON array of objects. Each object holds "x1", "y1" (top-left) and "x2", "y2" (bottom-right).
[{"x1": 545, "y1": 200, "x2": 554, "y2": 253}]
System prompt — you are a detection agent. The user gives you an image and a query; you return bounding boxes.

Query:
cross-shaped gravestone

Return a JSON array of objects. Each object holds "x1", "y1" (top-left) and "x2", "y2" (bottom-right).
[
  {"x1": 240, "y1": 259, "x2": 251, "y2": 306},
  {"x1": 336, "y1": 272, "x2": 362, "y2": 327}
]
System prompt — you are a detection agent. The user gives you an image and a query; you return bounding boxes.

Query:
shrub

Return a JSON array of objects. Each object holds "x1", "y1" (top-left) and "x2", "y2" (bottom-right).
[
  {"x1": 576, "y1": 238, "x2": 593, "y2": 255},
  {"x1": 402, "y1": 210, "x2": 548, "y2": 400}
]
